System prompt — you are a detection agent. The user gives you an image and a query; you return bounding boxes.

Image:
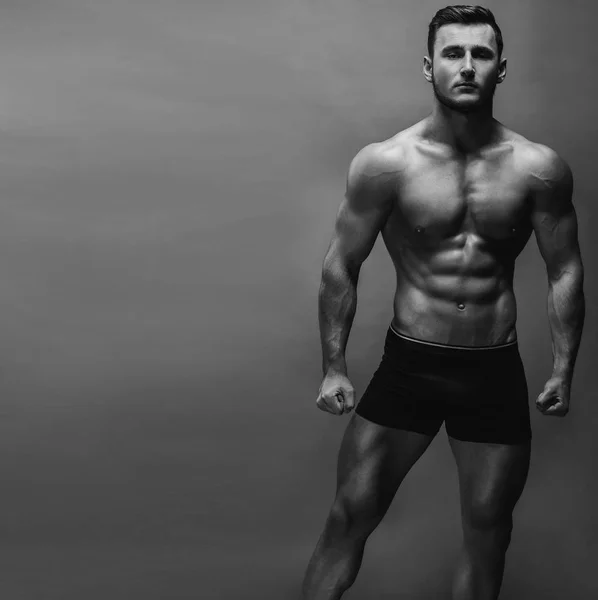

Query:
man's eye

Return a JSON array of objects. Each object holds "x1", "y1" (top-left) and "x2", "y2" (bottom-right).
[{"x1": 447, "y1": 54, "x2": 458, "y2": 59}]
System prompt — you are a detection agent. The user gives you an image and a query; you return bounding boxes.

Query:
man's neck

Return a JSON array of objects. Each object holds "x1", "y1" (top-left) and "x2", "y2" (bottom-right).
[{"x1": 425, "y1": 101, "x2": 499, "y2": 155}]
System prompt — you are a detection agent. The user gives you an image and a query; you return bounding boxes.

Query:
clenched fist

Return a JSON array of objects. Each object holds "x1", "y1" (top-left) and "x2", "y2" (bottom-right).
[
  {"x1": 316, "y1": 371, "x2": 355, "y2": 415},
  {"x1": 535, "y1": 375, "x2": 570, "y2": 417}
]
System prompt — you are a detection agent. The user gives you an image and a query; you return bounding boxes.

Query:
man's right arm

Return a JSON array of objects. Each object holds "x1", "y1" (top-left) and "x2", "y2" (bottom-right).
[{"x1": 319, "y1": 143, "x2": 397, "y2": 377}]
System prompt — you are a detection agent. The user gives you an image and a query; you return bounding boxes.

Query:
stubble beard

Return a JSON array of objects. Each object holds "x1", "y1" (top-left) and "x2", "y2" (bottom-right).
[{"x1": 432, "y1": 75, "x2": 497, "y2": 115}]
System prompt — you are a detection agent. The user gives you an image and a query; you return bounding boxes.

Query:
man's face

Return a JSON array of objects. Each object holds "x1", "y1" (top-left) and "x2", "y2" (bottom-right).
[{"x1": 424, "y1": 23, "x2": 506, "y2": 113}]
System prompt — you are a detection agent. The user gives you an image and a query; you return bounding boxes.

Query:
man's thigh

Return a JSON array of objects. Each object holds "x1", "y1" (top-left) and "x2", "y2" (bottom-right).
[
  {"x1": 448, "y1": 437, "x2": 531, "y2": 520},
  {"x1": 334, "y1": 414, "x2": 436, "y2": 509}
]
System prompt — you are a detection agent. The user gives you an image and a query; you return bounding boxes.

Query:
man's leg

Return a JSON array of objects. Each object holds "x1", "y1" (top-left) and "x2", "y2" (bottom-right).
[
  {"x1": 302, "y1": 414, "x2": 436, "y2": 600},
  {"x1": 448, "y1": 437, "x2": 531, "y2": 600}
]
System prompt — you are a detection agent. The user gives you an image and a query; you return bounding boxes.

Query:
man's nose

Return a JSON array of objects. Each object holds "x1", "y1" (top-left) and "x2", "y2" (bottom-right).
[{"x1": 461, "y1": 55, "x2": 475, "y2": 77}]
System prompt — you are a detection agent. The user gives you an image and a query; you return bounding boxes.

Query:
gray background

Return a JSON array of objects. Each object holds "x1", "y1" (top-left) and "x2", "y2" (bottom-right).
[{"x1": 0, "y1": 0, "x2": 595, "y2": 598}]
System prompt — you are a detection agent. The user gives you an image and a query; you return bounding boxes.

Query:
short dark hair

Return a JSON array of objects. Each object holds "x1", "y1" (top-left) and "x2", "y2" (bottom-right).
[{"x1": 427, "y1": 5, "x2": 503, "y2": 59}]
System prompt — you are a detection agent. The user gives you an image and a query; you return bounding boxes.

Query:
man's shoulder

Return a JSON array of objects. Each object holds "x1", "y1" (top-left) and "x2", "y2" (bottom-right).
[
  {"x1": 348, "y1": 124, "x2": 421, "y2": 183},
  {"x1": 350, "y1": 138, "x2": 404, "y2": 178},
  {"x1": 508, "y1": 131, "x2": 571, "y2": 186}
]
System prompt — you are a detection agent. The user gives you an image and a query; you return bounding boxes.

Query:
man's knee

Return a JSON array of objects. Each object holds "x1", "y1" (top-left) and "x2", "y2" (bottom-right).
[
  {"x1": 463, "y1": 499, "x2": 514, "y2": 546},
  {"x1": 327, "y1": 490, "x2": 386, "y2": 538}
]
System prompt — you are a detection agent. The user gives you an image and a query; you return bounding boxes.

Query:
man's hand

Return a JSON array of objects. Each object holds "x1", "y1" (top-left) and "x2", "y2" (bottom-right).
[
  {"x1": 535, "y1": 376, "x2": 571, "y2": 417},
  {"x1": 316, "y1": 371, "x2": 355, "y2": 416}
]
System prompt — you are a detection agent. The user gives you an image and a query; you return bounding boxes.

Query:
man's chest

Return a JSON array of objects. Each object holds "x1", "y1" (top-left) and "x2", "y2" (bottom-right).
[{"x1": 394, "y1": 155, "x2": 531, "y2": 240}]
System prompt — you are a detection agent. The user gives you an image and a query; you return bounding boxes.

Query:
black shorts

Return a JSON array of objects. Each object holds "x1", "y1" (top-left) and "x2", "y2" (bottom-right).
[{"x1": 355, "y1": 324, "x2": 532, "y2": 445}]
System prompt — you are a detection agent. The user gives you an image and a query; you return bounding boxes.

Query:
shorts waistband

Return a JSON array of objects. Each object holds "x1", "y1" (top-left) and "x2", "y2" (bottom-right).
[{"x1": 389, "y1": 323, "x2": 517, "y2": 352}]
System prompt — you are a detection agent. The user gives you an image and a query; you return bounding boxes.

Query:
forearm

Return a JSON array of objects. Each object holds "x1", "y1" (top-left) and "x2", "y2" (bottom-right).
[
  {"x1": 318, "y1": 259, "x2": 359, "y2": 375},
  {"x1": 547, "y1": 264, "x2": 585, "y2": 380}
]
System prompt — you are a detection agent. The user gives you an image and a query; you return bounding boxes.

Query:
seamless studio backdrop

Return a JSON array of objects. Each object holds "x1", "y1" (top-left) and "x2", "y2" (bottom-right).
[{"x1": 0, "y1": 1, "x2": 595, "y2": 599}]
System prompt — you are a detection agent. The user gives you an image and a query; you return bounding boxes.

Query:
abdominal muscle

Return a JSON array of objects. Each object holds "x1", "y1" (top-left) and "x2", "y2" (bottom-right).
[{"x1": 389, "y1": 239, "x2": 519, "y2": 347}]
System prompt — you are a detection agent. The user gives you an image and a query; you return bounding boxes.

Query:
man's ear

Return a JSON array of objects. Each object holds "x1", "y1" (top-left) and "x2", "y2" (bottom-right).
[
  {"x1": 423, "y1": 56, "x2": 433, "y2": 83},
  {"x1": 497, "y1": 57, "x2": 507, "y2": 84}
]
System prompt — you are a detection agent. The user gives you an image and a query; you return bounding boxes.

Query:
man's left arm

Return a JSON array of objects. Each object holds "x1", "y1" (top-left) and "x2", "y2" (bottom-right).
[{"x1": 529, "y1": 146, "x2": 585, "y2": 416}]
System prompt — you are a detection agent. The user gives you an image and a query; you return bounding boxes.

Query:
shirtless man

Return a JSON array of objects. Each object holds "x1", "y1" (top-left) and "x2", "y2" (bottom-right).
[{"x1": 302, "y1": 5, "x2": 585, "y2": 600}]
